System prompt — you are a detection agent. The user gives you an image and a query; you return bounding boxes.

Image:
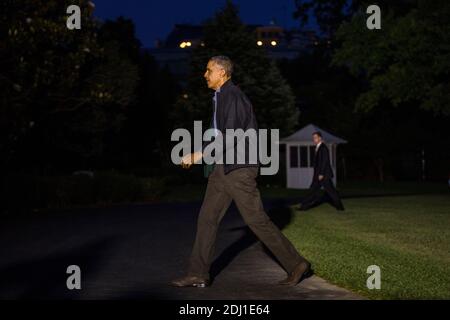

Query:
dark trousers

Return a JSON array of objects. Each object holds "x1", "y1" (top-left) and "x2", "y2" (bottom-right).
[
  {"x1": 301, "y1": 177, "x2": 344, "y2": 210},
  {"x1": 187, "y1": 164, "x2": 307, "y2": 279}
]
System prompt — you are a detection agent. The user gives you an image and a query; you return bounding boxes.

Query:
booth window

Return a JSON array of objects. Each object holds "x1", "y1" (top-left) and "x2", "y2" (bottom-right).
[
  {"x1": 309, "y1": 146, "x2": 315, "y2": 167},
  {"x1": 290, "y1": 146, "x2": 299, "y2": 168},
  {"x1": 332, "y1": 145, "x2": 336, "y2": 166},
  {"x1": 300, "y1": 146, "x2": 308, "y2": 167}
]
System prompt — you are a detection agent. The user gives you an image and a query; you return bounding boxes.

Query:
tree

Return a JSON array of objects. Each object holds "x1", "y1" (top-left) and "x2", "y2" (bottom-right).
[
  {"x1": 0, "y1": 0, "x2": 138, "y2": 172},
  {"x1": 289, "y1": 0, "x2": 450, "y2": 181},
  {"x1": 122, "y1": 52, "x2": 181, "y2": 170},
  {"x1": 333, "y1": 0, "x2": 450, "y2": 116},
  {"x1": 293, "y1": 0, "x2": 355, "y2": 38},
  {"x1": 292, "y1": 0, "x2": 412, "y2": 38},
  {"x1": 171, "y1": 1, "x2": 298, "y2": 137}
]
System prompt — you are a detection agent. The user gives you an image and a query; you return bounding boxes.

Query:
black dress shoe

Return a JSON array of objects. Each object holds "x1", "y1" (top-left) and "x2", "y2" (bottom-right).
[
  {"x1": 278, "y1": 261, "x2": 313, "y2": 286},
  {"x1": 170, "y1": 275, "x2": 210, "y2": 288}
]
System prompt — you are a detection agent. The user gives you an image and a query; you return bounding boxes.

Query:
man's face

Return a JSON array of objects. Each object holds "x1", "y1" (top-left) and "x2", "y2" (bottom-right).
[
  {"x1": 204, "y1": 60, "x2": 226, "y2": 90},
  {"x1": 313, "y1": 134, "x2": 322, "y2": 145}
]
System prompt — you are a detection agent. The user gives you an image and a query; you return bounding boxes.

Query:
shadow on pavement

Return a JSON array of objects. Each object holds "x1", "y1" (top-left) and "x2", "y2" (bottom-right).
[
  {"x1": 210, "y1": 199, "x2": 295, "y2": 282},
  {"x1": 0, "y1": 236, "x2": 117, "y2": 299}
]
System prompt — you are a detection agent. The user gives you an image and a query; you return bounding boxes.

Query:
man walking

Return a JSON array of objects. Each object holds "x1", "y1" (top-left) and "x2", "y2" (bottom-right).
[
  {"x1": 299, "y1": 131, "x2": 345, "y2": 211},
  {"x1": 171, "y1": 56, "x2": 312, "y2": 288}
]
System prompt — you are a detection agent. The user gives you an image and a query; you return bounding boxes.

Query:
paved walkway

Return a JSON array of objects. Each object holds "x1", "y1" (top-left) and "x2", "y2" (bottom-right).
[{"x1": 0, "y1": 200, "x2": 363, "y2": 300}]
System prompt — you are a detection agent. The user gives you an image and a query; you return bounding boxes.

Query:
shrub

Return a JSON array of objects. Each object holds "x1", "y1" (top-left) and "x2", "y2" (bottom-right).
[{"x1": 0, "y1": 171, "x2": 168, "y2": 215}]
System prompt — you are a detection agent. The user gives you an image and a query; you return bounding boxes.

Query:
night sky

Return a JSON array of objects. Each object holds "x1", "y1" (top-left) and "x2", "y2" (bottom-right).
[{"x1": 92, "y1": 0, "x2": 308, "y2": 48}]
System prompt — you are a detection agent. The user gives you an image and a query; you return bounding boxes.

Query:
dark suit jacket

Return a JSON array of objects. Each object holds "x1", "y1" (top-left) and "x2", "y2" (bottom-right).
[
  {"x1": 202, "y1": 78, "x2": 260, "y2": 175},
  {"x1": 312, "y1": 143, "x2": 334, "y2": 181}
]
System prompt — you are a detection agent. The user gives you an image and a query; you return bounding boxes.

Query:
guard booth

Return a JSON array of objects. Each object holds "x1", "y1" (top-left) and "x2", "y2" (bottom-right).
[{"x1": 280, "y1": 124, "x2": 347, "y2": 189}]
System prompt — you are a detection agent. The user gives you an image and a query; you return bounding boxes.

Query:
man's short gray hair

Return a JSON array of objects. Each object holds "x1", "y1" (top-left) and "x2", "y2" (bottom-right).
[{"x1": 210, "y1": 55, "x2": 233, "y2": 77}]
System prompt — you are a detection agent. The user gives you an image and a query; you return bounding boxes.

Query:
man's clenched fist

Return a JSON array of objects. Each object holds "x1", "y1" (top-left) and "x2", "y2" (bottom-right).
[{"x1": 181, "y1": 151, "x2": 203, "y2": 169}]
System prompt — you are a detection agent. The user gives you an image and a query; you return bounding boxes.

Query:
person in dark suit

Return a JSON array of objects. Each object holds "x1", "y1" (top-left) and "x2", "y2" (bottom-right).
[
  {"x1": 299, "y1": 131, "x2": 345, "y2": 211},
  {"x1": 171, "y1": 56, "x2": 312, "y2": 288}
]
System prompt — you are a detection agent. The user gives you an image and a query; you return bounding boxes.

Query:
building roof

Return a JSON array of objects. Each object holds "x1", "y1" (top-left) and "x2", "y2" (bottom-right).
[{"x1": 280, "y1": 124, "x2": 347, "y2": 144}]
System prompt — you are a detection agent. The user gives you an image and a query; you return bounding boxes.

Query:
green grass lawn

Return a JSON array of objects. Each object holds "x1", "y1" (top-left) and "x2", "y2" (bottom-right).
[
  {"x1": 283, "y1": 194, "x2": 450, "y2": 299},
  {"x1": 161, "y1": 180, "x2": 449, "y2": 299},
  {"x1": 160, "y1": 180, "x2": 448, "y2": 203}
]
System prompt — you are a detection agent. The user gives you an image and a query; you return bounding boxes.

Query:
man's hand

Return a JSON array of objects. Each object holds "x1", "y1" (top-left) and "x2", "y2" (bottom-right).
[
  {"x1": 181, "y1": 151, "x2": 203, "y2": 169},
  {"x1": 318, "y1": 175, "x2": 324, "y2": 181}
]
